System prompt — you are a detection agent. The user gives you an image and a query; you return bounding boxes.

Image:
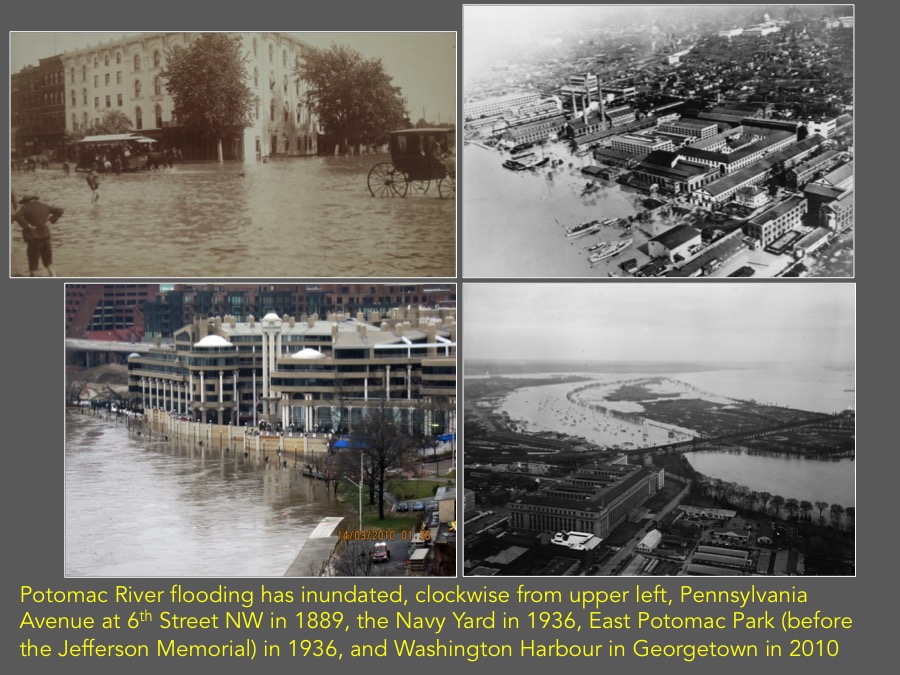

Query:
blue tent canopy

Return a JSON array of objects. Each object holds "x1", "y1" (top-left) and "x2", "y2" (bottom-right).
[{"x1": 437, "y1": 433, "x2": 456, "y2": 442}]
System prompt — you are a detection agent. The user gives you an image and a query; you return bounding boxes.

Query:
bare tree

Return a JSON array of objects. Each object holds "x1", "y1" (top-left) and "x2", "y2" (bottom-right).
[
  {"x1": 357, "y1": 399, "x2": 416, "y2": 520},
  {"x1": 324, "y1": 538, "x2": 374, "y2": 577}
]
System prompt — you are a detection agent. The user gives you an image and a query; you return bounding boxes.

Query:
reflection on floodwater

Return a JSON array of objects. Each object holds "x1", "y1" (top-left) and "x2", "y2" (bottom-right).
[{"x1": 12, "y1": 155, "x2": 456, "y2": 278}]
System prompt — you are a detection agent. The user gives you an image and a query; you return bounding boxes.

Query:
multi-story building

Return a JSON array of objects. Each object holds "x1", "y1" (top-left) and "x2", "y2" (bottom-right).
[
  {"x1": 65, "y1": 284, "x2": 159, "y2": 339},
  {"x1": 464, "y1": 92, "x2": 541, "y2": 122},
  {"x1": 502, "y1": 109, "x2": 567, "y2": 146},
  {"x1": 10, "y1": 56, "x2": 66, "y2": 159},
  {"x1": 630, "y1": 151, "x2": 716, "y2": 195},
  {"x1": 126, "y1": 306, "x2": 456, "y2": 431},
  {"x1": 657, "y1": 118, "x2": 718, "y2": 141},
  {"x1": 609, "y1": 132, "x2": 674, "y2": 155},
  {"x1": 744, "y1": 195, "x2": 807, "y2": 246},
  {"x1": 786, "y1": 150, "x2": 842, "y2": 190},
  {"x1": 58, "y1": 32, "x2": 318, "y2": 161},
  {"x1": 510, "y1": 461, "x2": 665, "y2": 539}
]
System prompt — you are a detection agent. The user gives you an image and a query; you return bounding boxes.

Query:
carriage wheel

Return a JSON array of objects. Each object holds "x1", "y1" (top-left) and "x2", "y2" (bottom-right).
[
  {"x1": 367, "y1": 163, "x2": 406, "y2": 198},
  {"x1": 407, "y1": 179, "x2": 431, "y2": 197},
  {"x1": 438, "y1": 175, "x2": 456, "y2": 200}
]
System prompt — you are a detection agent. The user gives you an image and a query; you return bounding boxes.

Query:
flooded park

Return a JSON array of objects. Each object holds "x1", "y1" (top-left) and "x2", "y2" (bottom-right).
[{"x1": 11, "y1": 155, "x2": 456, "y2": 278}]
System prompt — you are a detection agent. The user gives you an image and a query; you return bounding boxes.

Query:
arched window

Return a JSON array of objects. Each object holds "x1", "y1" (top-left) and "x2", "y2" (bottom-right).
[
  {"x1": 135, "y1": 80, "x2": 142, "y2": 97},
  {"x1": 153, "y1": 50, "x2": 161, "y2": 68},
  {"x1": 268, "y1": 44, "x2": 274, "y2": 63},
  {"x1": 133, "y1": 54, "x2": 141, "y2": 71},
  {"x1": 116, "y1": 52, "x2": 122, "y2": 64},
  {"x1": 255, "y1": 100, "x2": 260, "y2": 120},
  {"x1": 71, "y1": 90, "x2": 77, "y2": 107},
  {"x1": 104, "y1": 54, "x2": 109, "y2": 66},
  {"x1": 295, "y1": 77, "x2": 301, "y2": 97},
  {"x1": 283, "y1": 74, "x2": 288, "y2": 94},
  {"x1": 83, "y1": 111, "x2": 89, "y2": 127},
  {"x1": 82, "y1": 65, "x2": 87, "y2": 81},
  {"x1": 269, "y1": 71, "x2": 275, "y2": 91},
  {"x1": 135, "y1": 107, "x2": 143, "y2": 130},
  {"x1": 254, "y1": 67, "x2": 259, "y2": 88},
  {"x1": 155, "y1": 104, "x2": 163, "y2": 128},
  {"x1": 154, "y1": 76, "x2": 163, "y2": 96},
  {"x1": 253, "y1": 38, "x2": 258, "y2": 57},
  {"x1": 70, "y1": 67, "x2": 75, "y2": 83},
  {"x1": 282, "y1": 49, "x2": 288, "y2": 67},
  {"x1": 82, "y1": 88, "x2": 88, "y2": 105},
  {"x1": 72, "y1": 113, "x2": 77, "y2": 130},
  {"x1": 93, "y1": 57, "x2": 98, "y2": 68},
  {"x1": 270, "y1": 100, "x2": 275, "y2": 121},
  {"x1": 296, "y1": 102, "x2": 303, "y2": 123},
  {"x1": 283, "y1": 101, "x2": 289, "y2": 122}
]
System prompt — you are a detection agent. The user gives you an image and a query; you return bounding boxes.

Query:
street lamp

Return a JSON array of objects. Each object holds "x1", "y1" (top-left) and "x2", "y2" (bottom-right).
[{"x1": 343, "y1": 451, "x2": 364, "y2": 532}]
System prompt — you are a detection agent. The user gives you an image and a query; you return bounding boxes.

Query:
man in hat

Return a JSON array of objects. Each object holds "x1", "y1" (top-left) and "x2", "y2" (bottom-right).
[{"x1": 12, "y1": 195, "x2": 64, "y2": 276}]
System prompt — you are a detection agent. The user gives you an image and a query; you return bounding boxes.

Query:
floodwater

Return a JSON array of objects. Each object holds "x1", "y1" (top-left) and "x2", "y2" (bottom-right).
[
  {"x1": 494, "y1": 369, "x2": 855, "y2": 508},
  {"x1": 462, "y1": 142, "x2": 675, "y2": 277},
  {"x1": 11, "y1": 155, "x2": 456, "y2": 278},
  {"x1": 65, "y1": 413, "x2": 352, "y2": 577},
  {"x1": 683, "y1": 449, "x2": 854, "y2": 508}
]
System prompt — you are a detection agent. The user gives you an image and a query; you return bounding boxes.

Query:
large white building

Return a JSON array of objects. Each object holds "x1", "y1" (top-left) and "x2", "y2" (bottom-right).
[{"x1": 60, "y1": 32, "x2": 319, "y2": 161}]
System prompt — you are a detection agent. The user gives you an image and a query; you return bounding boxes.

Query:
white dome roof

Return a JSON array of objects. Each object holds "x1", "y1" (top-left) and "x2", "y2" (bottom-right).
[
  {"x1": 193, "y1": 335, "x2": 233, "y2": 348},
  {"x1": 262, "y1": 312, "x2": 281, "y2": 322},
  {"x1": 291, "y1": 347, "x2": 326, "y2": 359}
]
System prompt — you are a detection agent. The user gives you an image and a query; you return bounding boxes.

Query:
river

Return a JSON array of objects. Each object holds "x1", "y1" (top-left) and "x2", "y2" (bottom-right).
[
  {"x1": 12, "y1": 155, "x2": 455, "y2": 278},
  {"x1": 490, "y1": 365, "x2": 855, "y2": 508},
  {"x1": 65, "y1": 413, "x2": 352, "y2": 577},
  {"x1": 462, "y1": 142, "x2": 680, "y2": 277}
]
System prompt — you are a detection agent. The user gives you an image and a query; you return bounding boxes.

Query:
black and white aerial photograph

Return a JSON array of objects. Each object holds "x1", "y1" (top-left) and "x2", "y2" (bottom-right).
[
  {"x1": 462, "y1": 5, "x2": 854, "y2": 278},
  {"x1": 10, "y1": 32, "x2": 456, "y2": 278},
  {"x1": 463, "y1": 283, "x2": 855, "y2": 577}
]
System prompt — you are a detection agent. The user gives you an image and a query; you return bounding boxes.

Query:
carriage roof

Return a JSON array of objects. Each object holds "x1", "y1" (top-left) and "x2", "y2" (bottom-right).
[{"x1": 76, "y1": 134, "x2": 157, "y2": 144}]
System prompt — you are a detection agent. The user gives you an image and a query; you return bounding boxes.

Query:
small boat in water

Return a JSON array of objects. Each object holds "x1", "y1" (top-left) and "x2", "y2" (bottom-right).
[
  {"x1": 566, "y1": 220, "x2": 603, "y2": 238},
  {"x1": 588, "y1": 238, "x2": 633, "y2": 263}
]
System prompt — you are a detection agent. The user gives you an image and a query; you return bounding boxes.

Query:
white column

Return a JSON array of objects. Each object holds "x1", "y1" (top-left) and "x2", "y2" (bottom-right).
[
  {"x1": 407, "y1": 364, "x2": 412, "y2": 400},
  {"x1": 385, "y1": 365, "x2": 391, "y2": 400}
]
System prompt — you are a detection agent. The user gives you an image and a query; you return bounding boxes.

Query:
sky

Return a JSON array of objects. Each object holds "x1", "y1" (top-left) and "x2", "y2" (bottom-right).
[
  {"x1": 10, "y1": 31, "x2": 457, "y2": 125},
  {"x1": 464, "y1": 283, "x2": 855, "y2": 367}
]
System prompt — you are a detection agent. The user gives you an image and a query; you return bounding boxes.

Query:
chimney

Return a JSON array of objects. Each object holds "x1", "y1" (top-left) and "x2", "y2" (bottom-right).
[
  {"x1": 248, "y1": 314, "x2": 255, "y2": 328},
  {"x1": 331, "y1": 324, "x2": 339, "y2": 340},
  {"x1": 598, "y1": 78, "x2": 606, "y2": 129}
]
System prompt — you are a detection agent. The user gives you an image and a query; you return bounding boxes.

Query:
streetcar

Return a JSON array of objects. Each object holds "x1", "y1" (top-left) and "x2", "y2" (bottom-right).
[
  {"x1": 75, "y1": 133, "x2": 158, "y2": 172},
  {"x1": 367, "y1": 128, "x2": 455, "y2": 199}
]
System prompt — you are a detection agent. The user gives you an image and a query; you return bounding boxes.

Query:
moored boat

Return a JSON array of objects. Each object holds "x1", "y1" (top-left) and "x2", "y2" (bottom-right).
[
  {"x1": 566, "y1": 219, "x2": 603, "y2": 238},
  {"x1": 588, "y1": 238, "x2": 633, "y2": 263}
]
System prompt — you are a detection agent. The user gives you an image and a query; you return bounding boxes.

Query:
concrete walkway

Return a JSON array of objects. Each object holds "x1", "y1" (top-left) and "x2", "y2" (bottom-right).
[{"x1": 284, "y1": 516, "x2": 346, "y2": 577}]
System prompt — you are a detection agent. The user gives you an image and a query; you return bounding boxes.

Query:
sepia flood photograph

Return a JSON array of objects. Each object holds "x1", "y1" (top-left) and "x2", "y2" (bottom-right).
[
  {"x1": 65, "y1": 283, "x2": 457, "y2": 577},
  {"x1": 463, "y1": 283, "x2": 855, "y2": 576},
  {"x1": 11, "y1": 32, "x2": 456, "y2": 278},
  {"x1": 462, "y1": 5, "x2": 854, "y2": 278}
]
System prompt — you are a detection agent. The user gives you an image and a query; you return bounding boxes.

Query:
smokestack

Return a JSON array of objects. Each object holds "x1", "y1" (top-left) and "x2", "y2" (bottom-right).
[{"x1": 598, "y1": 78, "x2": 606, "y2": 129}]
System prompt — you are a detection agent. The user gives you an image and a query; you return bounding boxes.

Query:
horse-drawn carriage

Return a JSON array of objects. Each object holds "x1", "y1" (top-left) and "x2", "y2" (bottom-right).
[{"x1": 367, "y1": 128, "x2": 455, "y2": 199}]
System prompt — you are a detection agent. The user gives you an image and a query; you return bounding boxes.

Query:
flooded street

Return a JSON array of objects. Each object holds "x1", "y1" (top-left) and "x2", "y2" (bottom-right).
[
  {"x1": 65, "y1": 413, "x2": 353, "y2": 577},
  {"x1": 12, "y1": 155, "x2": 455, "y2": 278}
]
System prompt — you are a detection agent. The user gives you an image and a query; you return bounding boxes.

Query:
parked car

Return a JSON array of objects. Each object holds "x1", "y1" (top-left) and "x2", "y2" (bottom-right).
[
  {"x1": 425, "y1": 501, "x2": 438, "y2": 513},
  {"x1": 412, "y1": 500, "x2": 425, "y2": 512},
  {"x1": 371, "y1": 541, "x2": 390, "y2": 563},
  {"x1": 396, "y1": 501, "x2": 409, "y2": 512}
]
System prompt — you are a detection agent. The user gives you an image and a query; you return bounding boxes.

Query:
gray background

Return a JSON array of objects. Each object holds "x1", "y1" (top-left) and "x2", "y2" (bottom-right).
[{"x1": 5, "y1": 1, "x2": 888, "y2": 673}]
